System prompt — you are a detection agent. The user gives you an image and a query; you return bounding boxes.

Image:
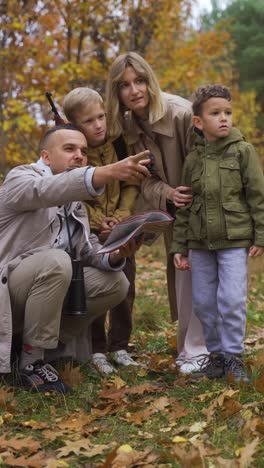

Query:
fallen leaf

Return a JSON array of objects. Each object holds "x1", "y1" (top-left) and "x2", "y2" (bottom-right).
[
  {"x1": 0, "y1": 386, "x2": 16, "y2": 412},
  {"x1": 111, "y1": 447, "x2": 158, "y2": 468},
  {"x1": 1, "y1": 453, "x2": 46, "y2": 467},
  {"x1": 189, "y1": 421, "x2": 207, "y2": 433},
  {"x1": 254, "y1": 369, "x2": 264, "y2": 394},
  {"x1": 99, "y1": 382, "x2": 163, "y2": 400},
  {"x1": 152, "y1": 396, "x2": 170, "y2": 411},
  {"x1": 21, "y1": 420, "x2": 49, "y2": 430},
  {"x1": 172, "y1": 444, "x2": 203, "y2": 467},
  {"x1": 59, "y1": 362, "x2": 83, "y2": 387},
  {"x1": 0, "y1": 435, "x2": 41, "y2": 454},
  {"x1": 56, "y1": 438, "x2": 108, "y2": 458},
  {"x1": 196, "y1": 389, "x2": 224, "y2": 402},
  {"x1": 45, "y1": 460, "x2": 70, "y2": 468},
  {"x1": 202, "y1": 389, "x2": 239, "y2": 421},
  {"x1": 56, "y1": 410, "x2": 94, "y2": 432},
  {"x1": 167, "y1": 399, "x2": 189, "y2": 420},
  {"x1": 212, "y1": 456, "x2": 238, "y2": 467},
  {"x1": 109, "y1": 375, "x2": 127, "y2": 389},
  {"x1": 237, "y1": 437, "x2": 260, "y2": 468},
  {"x1": 116, "y1": 444, "x2": 133, "y2": 454},
  {"x1": 220, "y1": 397, "x2": 243, "y2": 419},
  {"x1": 172, "y1": 436, "x2": 187, "y2": 443},
  {"x1": 125, "y1": 396, "x2": 170, "y2": 425}
]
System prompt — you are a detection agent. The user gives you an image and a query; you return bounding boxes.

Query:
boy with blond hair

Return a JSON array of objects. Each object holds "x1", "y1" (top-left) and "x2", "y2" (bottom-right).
[
  {"x1": 171, "y1": 84, "x2": 264, "y2": 383},
  {"x1": 63, "y1": 87, "x2": 140, "y2": 374}
]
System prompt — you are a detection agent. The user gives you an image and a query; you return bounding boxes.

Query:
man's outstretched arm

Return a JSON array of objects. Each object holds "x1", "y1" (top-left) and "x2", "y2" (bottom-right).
[{"x1": 92, "y1": 151, "x2": 151, "y2": 188}]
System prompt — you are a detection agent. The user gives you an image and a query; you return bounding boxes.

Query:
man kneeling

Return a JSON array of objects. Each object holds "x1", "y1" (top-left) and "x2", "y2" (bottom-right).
[{"x1": 0, "y1": 124, "x2": 150, "y2": 393}]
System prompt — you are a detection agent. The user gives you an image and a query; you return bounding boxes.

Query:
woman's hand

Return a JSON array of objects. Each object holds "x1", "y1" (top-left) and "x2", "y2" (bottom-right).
[
  {"x1": 249, "y1": 245, "x2": 264, "y2": 257},
  {"x1": 173, "y1": 253, "x2": 190, "y2": 270},
  {"x1": 172, "y1": 186, "x2": 193, "y2": 207}
]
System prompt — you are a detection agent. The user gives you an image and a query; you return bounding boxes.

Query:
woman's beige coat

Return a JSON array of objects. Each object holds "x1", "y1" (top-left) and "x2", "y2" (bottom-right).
[{"x1": 125, "y1": 93, "x2": 193, "y2": 320}]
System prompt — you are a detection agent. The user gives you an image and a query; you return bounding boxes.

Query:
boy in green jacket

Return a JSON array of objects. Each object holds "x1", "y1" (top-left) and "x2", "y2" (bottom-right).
[{"x1": 170, "y1": 84, "x2": 264, "y2": 383}]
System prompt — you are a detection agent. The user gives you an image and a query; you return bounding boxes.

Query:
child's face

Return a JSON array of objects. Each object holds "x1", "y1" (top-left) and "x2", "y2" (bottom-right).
[
  {"x1": 76, "y1": 103, "x2": 107, "y2": 147},
  {"x1": 193, "y1": 97, "x2": 232, "y2": 143}
]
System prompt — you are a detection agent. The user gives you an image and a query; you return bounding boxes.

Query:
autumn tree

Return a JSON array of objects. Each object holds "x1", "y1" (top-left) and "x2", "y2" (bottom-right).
[{"x1": 0, "y1": 0, "x2": 248, "y2": 176}]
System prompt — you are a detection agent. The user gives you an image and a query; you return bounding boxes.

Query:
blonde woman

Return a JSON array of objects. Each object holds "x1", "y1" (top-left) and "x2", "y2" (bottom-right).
[{"x1": 106, "y1": 52, "x2": 208, "y2": 373}]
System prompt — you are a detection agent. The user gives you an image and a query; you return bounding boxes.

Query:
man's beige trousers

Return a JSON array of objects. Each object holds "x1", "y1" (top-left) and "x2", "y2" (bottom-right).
[{"x1": 9, "y1": 249, "x2": 128, "y2": 355}]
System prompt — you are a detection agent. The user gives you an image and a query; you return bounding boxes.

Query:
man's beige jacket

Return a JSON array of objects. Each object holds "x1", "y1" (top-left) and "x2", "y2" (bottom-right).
[{"x1": 0, "y1": 163, "x2": 112, "y2": 373}]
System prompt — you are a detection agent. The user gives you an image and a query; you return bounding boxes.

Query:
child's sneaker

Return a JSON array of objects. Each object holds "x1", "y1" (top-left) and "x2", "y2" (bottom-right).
[
  {"x1": 17, "y1": 360, "x2": 71, "y2": 394},
  {"x1": 224, "y1": 355, "x2": 250, "y2": 384},
  {"x1": 179, "y1": 359, "x2": 202, "y2": 374},
  {"x1": 112, "y1": 350, "x2": 140, "y2": 367},
  {"x1": 91, "y1": 353, "x2": 116, "y2": 375},
  {"x1": 191, "y1": 353, "x2": 225, "y2": 379}
]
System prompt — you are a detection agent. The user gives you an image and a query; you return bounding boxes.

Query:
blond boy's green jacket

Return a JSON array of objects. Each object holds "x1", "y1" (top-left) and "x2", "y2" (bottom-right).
[
  {"x1": 85, "y1": 139, "x2": 139, "y2": 231},
  {"x1": 170, "y1": 128, "x2": 264, "y2": 256}
]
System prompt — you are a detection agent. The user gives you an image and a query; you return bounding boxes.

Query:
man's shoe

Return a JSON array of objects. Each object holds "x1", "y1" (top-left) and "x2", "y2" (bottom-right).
[
  {"x1": 224, "y1": 355, "x2": 250, "y2": 384},
  {"x1": 191, "y1": 353, "x2": 225, "y2": 379},
  {"x1": 112, "y1": 350, "x2": 140, "y2": 367},
  {"x1": 91, "y1": 353, "x2": 116, "y2": 375},
  {"x1": 17, "y1": 360, "x2": 71, "y2": 394}
]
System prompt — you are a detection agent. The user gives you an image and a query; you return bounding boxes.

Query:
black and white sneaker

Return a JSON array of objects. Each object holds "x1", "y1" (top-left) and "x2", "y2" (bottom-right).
[
  {"x1": 224, "y1": 355, "x2": 250, "y2": 384},
  {"x1": 17, "y1": 360, "x2": 71, "y2": 394},
  {"x1": 191, "y1": 353, "x2": 225, "y2": 379}
]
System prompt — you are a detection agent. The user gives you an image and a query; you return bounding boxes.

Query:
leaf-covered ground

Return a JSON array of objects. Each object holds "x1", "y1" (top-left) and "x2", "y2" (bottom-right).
[{"x1": 1, "y1": 241, "x2": 264, "y2": 467}]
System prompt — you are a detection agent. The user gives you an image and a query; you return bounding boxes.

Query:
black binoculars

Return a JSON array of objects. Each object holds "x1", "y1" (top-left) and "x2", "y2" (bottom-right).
[{"x1": 63, "y1": 259, "x2": 86, "y2": 316}]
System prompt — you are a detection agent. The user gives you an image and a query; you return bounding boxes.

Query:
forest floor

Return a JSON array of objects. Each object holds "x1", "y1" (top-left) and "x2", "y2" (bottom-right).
[{"x1": 0, "y1": 239, "x2": 264, "y2": 467}]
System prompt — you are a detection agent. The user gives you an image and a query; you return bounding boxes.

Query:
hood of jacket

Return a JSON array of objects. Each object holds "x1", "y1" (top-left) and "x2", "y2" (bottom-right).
[{"x1": 193, "y1": 127, "x2": 245, "y2": 155}]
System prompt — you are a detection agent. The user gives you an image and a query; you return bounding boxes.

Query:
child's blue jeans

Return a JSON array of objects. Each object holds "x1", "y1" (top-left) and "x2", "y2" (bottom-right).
[{"x1": 191, "y1": 248, "x2": 248, "y2": 355}]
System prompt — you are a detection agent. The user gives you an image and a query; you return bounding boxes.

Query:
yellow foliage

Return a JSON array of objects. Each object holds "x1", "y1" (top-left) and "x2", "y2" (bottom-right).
[{"x1": 0, "y1": 0, "x2": 262, "y2": 176}]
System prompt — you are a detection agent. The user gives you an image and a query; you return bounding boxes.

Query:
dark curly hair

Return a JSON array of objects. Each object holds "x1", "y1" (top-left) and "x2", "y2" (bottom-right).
[{"x1": 192, "y1": 84, "x2": 232, "y2": 116}]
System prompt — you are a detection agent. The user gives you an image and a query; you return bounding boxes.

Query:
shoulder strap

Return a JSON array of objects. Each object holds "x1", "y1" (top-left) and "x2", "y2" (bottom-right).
[{"x1": 112, "y1": 135, "x2": 128, "y2": 161}]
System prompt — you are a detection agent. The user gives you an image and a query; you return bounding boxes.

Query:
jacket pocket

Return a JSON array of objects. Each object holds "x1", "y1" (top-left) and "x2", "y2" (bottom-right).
[
  {"x1": 187, "y1": 202, "x2": 202, "y2": 240},
  {"x1": 191, "y1": 168, "x2": 203, "y2": 193},
  {"x1": 222, "y1": 202, "x2": 253, "y2": 239},
  {"x1": 219, "y1": 159, "x2": 242, "y2": 189}
]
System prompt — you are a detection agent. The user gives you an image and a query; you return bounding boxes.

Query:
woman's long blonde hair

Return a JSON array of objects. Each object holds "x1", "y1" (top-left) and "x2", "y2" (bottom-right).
[{"x1": 106, "y1": 52, "x2": 166, "y2": 138}]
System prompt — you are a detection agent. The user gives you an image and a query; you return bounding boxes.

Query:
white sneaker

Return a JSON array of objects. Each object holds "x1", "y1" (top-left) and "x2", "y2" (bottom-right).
[
  {"x1": 112, "y1": 350, "x2": 140, "y2": 367},
  {"x1": 179, "y1": 359, "x2": 202, "y2": 375},
  {"x1": 175, "y1": 352, "x2": 186, "y2": 366},
  {"x1": 91, "y1": 353, "x2": 116, "y2": 375}
]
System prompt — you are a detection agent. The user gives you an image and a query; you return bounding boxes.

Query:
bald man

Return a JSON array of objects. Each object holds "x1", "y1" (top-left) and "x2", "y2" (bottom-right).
[{"x1": 0, "y1": 123, "x2": 150, "y2": 393}]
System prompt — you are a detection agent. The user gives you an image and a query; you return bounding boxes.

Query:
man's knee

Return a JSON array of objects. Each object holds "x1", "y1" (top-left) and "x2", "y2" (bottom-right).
[{"x1": 44, "y1": 249, "x2": 72, "y2": 286}]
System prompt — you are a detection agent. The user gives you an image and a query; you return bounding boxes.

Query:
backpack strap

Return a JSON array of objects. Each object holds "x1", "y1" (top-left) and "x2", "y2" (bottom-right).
[{"x1": 112, "y1": 135, "x2": 128, "y2": 161}]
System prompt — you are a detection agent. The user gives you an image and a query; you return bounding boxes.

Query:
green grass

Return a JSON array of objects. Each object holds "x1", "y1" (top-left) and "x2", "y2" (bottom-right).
[{"x1": 1, "y1": 241, "x2": 264, "y2": 467}]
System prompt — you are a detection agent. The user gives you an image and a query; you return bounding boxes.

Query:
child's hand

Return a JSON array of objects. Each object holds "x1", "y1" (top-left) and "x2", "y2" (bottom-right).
[
  {"x1": 249, "y1": 245, "x2": 264, "y2": 257},
  {"x1": 101, "y1": 217, "x2": 118, "y2": 231},
  {"x1": 173, "y1": 253, "x2": 190, "y2": 270}
]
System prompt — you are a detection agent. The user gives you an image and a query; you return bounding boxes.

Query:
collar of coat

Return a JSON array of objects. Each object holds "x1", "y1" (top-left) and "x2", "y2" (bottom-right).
[
  {"x1": 125, "y1": 102, "x2": 176, "y2": 145},
  {"x1": 125, "y1": 113, "x2": 173, "y2": 145},
  {"x1": 36, "y1": 157, "x2": 53, "y2": 176}
]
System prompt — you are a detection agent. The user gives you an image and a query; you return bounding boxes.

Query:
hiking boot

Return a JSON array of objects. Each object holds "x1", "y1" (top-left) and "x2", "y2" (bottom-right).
[
  {"x1": 224, "y1": 355, "x2": 250, "y2": 384},
  {"x1": 17, "y1": 360, "x2": 71, "y2": 394},
  {"x1": 191, "y1": 353, "x2": 225, "y2": 379},
  {"x1": 91, "y1": 353, "x2": 116, "y2": 375},
  {"x1": 112, "y1": 350, "x2": 140, "y2": 367}
]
